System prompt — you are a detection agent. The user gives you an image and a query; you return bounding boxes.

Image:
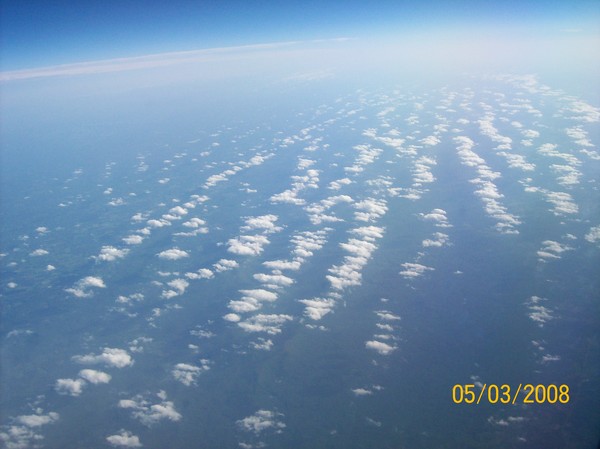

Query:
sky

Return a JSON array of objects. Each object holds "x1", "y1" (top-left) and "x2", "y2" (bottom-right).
[{"x1": 1, "y1": 0, "x2": 599, "y2": 72}]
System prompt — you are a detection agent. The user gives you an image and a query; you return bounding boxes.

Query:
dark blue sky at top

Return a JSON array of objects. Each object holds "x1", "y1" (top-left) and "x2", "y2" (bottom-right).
[{"x1": 1, "y1": 0, "x2": 599, "y2": 70}]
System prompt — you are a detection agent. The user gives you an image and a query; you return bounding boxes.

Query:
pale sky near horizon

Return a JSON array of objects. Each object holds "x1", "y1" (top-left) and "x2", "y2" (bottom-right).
[{"x1": 1, "y1": 0, "x2": 599, "y2": 72}]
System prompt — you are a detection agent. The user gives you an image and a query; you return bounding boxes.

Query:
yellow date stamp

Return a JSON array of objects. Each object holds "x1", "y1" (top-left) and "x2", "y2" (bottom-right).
[{"x1": 452, "y1": 384, "x2": 570, "y2": 404}]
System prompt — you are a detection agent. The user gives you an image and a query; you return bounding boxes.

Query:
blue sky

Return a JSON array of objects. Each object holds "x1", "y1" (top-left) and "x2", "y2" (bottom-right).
[{"x1": 2, "y1": 0, "x2": 599, "y2": 71}]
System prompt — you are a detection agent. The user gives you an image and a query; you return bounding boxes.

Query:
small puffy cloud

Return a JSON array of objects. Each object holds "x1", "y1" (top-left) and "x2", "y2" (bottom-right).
[
  {"x1": 299, "y1": 297, "x2": 335, "y2": 321},
  {"x1": 250, "y1": 338, "x2": 273, "y2": 351},
  {"x1": 237, "y1": 410, "x2": 285, "y2": 435},
  {"x1": 65, "y1": 276, "x2": 106, "y2": 298},
  {"x1": 365, "y1": 340, "x2": 397, "y2": 355},
  {"x1": 242, "y1": 215, "x2": 282, "y2": 233},
  {"x1": 55, "y1": 378, "x2": 86, "y2": 396},
  {"x1": 78, "y1": 369, "x2": 111, "y2": 384},
  {"x1": 182, "y1": 217, "x2": 206, "y2": 228},
  {"x1": 17, "y1": 412, "x2": 59, "y2": 427},
  {"x1": 420, "y1": 135, "x2": 440, "y2": 146},
  {"x1": 73, "y1": 347, "x2": 133, "y2": 368},
  {"x1": 399, "y1": 262, "x2": 433, "y2": 279},
  {"x1": 420, "y1": 208, "x2": 451, "y2": 227},
  {"x1": 537, "y1": 240, "x2": 573, "y2": 261},
  {"x1": 585, "y1": 225, "x2": 600, "y2": 244},
  {"x1": 106, "y1": 430, "x2": 142, "y2": 447},
  {"x1": 157, "y1": 248, "x2": 189, "y2": 260},
  {"x1": 172, "y1": 361, "x2": 211, "y2": 386},
  {"x1": 147, "y1": 218, "x2": 171, "y2": 228},
  {"x1": 227, "y1": 235, "x2": 270, "y2": 256},
  {"x1": 422, "y1": 232, "x2": 449, "y2": 248},
  {"x1": 95, "y1": 246, "x2": 129, "y2": 262},
  {"x1": 351, "y1": 388, "x2": 373, "y2": 396},
  {"x1": 122, "y1": 235, "x2": 144, "y2": 245},
  {"x1": 223, "y1": 313, "x2": 241, "y2": 322},
  {"x1": 328, "y1": 178, "x2": 352, "y2": 190},
  {"x1": 525, "y1": 296, "x2": 554, "y2": 326},
  {"x1": 253, "y1": 273, "x2": 294, "y2": 287},
  {"x1": 29, "y1": 249, "x2": 49, "y2": 256},
  {"x1": 213, "y1": 259, "x2": 239, "y2": 272},
  {"x1": 185, "y1": 268, "x2": 214, "y2": 279},
  {"x1": 119, "y1": 393, "x2": 181, "y2": 426},
  {"x1": 238, "y1": 314, "x2": 292, "y2": 334}
]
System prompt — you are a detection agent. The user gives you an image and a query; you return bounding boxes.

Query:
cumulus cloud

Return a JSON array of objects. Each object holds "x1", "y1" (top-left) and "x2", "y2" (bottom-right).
[
  {"x1": 55, "y1": 378, "x2": 86, "y2": 396},
  {"x1": 29, "y1": 249, "x2": 49, "y2": 256},
  {"x1": 422, "y1": 232, "x2": 449, "y2": 247},
  {"x1": 172, "y1": 360, "x2": 211, "y2": 386},
  {"x1": 237, "y1": 314, "x2": 292, "y2": 334},
  {"x1": 106, "y1": 430, "x2": 142, "y2": 447},
  {"x1": 237, "y1": 410, "x2": 285, "y2": 435},
  {"x1": 1, "y1": 412, "x2": 59, "y2": 449},
  {"x1": 185, "y1": 268, "x2": 214, "y2": 279},
  {"x1": 420, "y1": 209, "x2": 451, "y2": 227},
  {"x1": 299, "y1": 297, "x2": 336, "y2": 320},
  {"x1": 365, "y1": 340, "x2": 397, "y2": 355},
  {"x1": 95, "y1": 246, "x2": 129, "y2": 262},
  {"x1": 118, "y1": 392, "x2": 181, "y2": 426},
  {"x1": 354, "y1": 198, "x2": 388, "y2": 222},
  {"x1": 65, "y1": 276, "x2": 106, "y2": 298},
  {"x1": 213, "y1": 259, "x2": 239, "y2": 272},
  {"x1": 227, "y1": 235, "x2": 270, "y2": 256},
  {"x1": 242, "y1": 215, "x2": 282, "y2": 233},
  {"x1": 253, "y1": 273, "x2": 294, "y2": 287},
  {"x1": 157, "y1": 248, "x2": 189, "y2": 260},
  {"x1": 122, "y1": 235, "x2": 144, "y2": 245},
  {"x1": 537, "y1": 240, "x2": 573, "y2": 261},
  {"x1": 585, "y1": 225, "x2": 600, "y2": 244},
  {"x1": 72, "y1": 347, "x2": 133, "y2": 368},
  {"x1": 399, "y1": 262, "x2": 433, "y2": 279},
  {"x1": 78, "y1": 369, "x2": 111, "y2": 384},
  {"x1": 525, "y1": 296, "x2": 554, "y2": 326}
]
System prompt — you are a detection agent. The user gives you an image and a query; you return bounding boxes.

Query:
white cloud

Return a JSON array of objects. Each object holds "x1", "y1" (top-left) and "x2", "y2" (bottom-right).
[
  {"x1": 73, "y1": 347, "x2": 134, "y2": 368},
  {"x1": 213, "y1": 259, "x2": 239, "y2": 272},
  {"x1": 351, "y1": 388, "x2": 373, "y2": 396},
  {"x1": 185, "y1": 268, "x2": 214, "y2": 279},
  {"x1": 299, "y1": 297, "x2": 335, "y2": 320},
  {"x1": 227, "y1": 235, "x2": 270, "y2": 256},
  {"x1": 122, "y1": 235, "x2": 144, "y2": 245},
  {"x1": 106, "y1": 430, "x2": 142, "y2": 448},
  {"x1": 537, "y1": 240, "x2": 572, "y2": 261},
  {"x1": 354, "y1": 198, "x2": 388, "y2": 222},
  {"x1": 16, "y1": 413, "x2": 59, "y2": 427},
  {"x1": 422, "y1": 232, "x2": 449, "y2": 247},
  {"x1": 525, "y1": 296, "x2": 554, "y2": 326},
  {"x1": 157, "y1": 248, "x2": 189, "y2": 260},
  {"x1": 95, "y1": 246, "x2": 129, "y2": 262},
  {"x1": 172, "y1": 361, "x2": 211, "y2": 386},
  {"x1": 238, "y1": 314, "x2": 292, "y2": 334},
  {"x1": 585, "y1": 225, "x2": 600, "y2": 244},
  {"x1": 182, "y1": 217, "x2": 206, "y2": 228},
  {"x1": 365, "y1": 340, "x2": 397, "y2": 355},
  {"x1": 147, "y1": 218, "x2": 171, "y2": 228},
  {"x1": 29, "y1": 249, "x2": 49, "y2": 256},
  {"x1": 65, "y1": 276, "x2": 106, "y2": 298},
  {"x1": 55, "y1": 378, "x2": 86, "y2": 396},
  {"x1": 242, "y1": 215, "x2": 282, "y2": 233},
  {"x1": 237, "y1": 410, "x2": 285, "y2": 434},
  {"x1": 399, "y1": 262, "x2": 433, "y2": 278},
  {"x1": 253, "y1": 273, "x2": 294, "y2": 287},
  {"x1": 223, "y1": 313, "x2": 241, "y2": 322},
  {"x1": 78, "y1": 369, "x2": 111, "y2": 384},
  {"x1": 118, "y1": 392, "x2": 181, "y2": 426}
]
